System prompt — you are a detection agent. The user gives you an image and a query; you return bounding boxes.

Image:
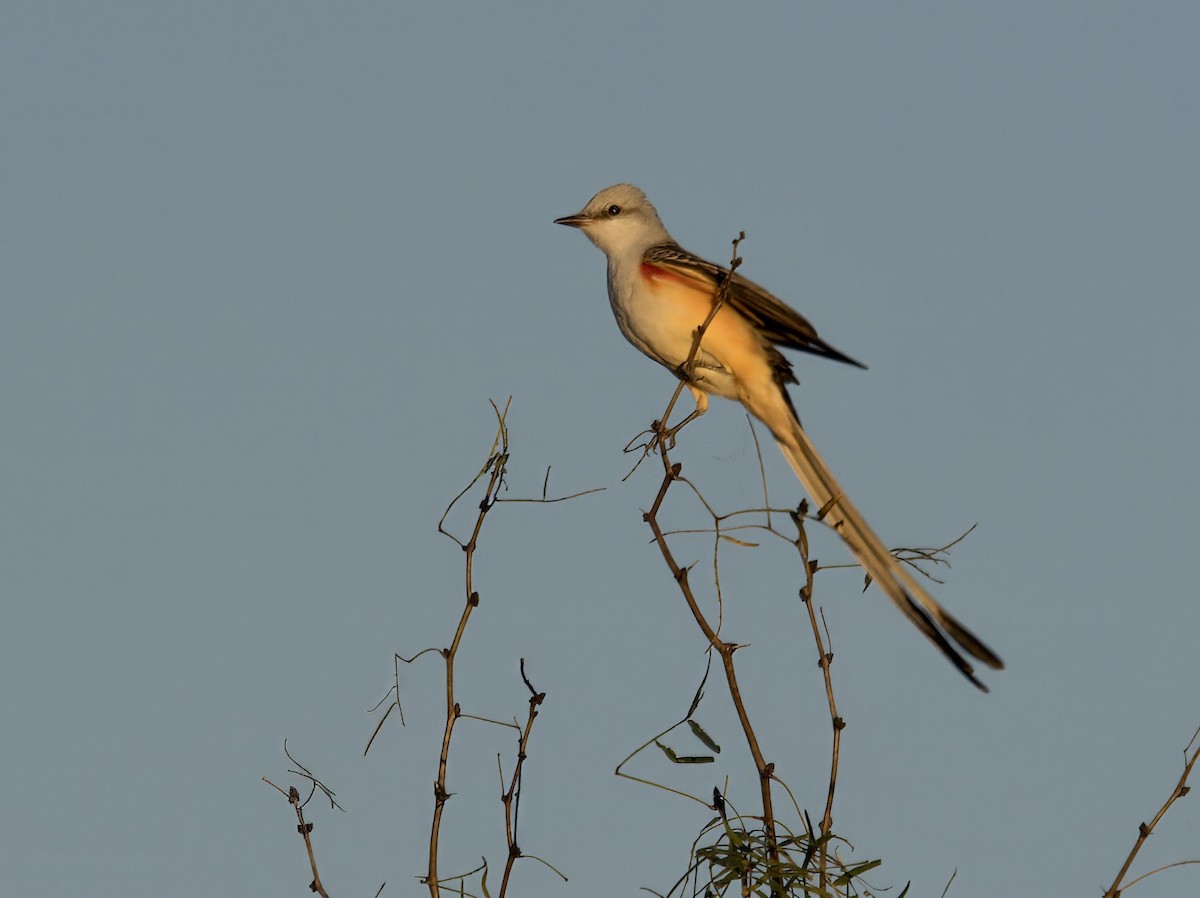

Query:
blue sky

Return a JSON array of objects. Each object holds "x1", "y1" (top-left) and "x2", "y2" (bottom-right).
[{"x1": 3, "y1": 3, "x2": 1198, "y2": 896}]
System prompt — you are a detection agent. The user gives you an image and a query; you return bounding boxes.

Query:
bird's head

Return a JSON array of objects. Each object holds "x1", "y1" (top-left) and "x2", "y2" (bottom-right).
[{"x1": 555, "y1": 183, "x2": 672, "y2": 258}]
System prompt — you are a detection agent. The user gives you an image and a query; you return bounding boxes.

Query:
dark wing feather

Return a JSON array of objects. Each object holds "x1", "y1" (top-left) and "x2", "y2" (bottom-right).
[{"x1": 643, "y1": 244, "x2": 867, "y2": 370}]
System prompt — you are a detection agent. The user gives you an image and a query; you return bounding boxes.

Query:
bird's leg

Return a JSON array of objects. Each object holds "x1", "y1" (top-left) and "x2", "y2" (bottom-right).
[{"x1": 652, "y1": 385, "x2": 709, "y2": 452}]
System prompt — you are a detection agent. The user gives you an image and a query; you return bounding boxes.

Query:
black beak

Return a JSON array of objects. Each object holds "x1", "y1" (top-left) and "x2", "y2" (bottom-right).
[{"x1": 554, "y1": 213, "x2": 589, "y2": 228}]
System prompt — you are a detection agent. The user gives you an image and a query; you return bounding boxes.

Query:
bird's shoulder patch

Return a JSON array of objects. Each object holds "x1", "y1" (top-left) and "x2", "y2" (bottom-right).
[{"x1": 639, "y1": 260, "x2": 699, "y2": 288}]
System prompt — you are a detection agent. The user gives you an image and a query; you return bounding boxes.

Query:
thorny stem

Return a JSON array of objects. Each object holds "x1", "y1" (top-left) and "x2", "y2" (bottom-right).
[
  {"x1": 643, "y1": 463, "x2": 783, "y2": 897},
  {"x1": 426, "y1": 401, "x2": 512, "y2": 898},
  {"x1": 262, "y1": 776, "x2": 332, "y2": 898},
  {"x1": 639, "y1": 233, "x2": 786, "y2": 897},
  {"x1": 791, "y1": 506, "x2": 843, "y2": 888},
  {"x1": 498, "y1": 660, "x2": 546, "y2": 898},
  {"x1": 1104, "y1": 726, "x2": 1200, "y2": 897},
  {"x1": 290, "y1": 788, "x2": 331, "y2": 898},
  {"x1": 418, "y1": 401, "x2": 577, "y2": 898}
]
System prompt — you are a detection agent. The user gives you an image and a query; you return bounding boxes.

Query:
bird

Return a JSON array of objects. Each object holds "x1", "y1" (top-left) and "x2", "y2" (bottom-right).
[{"x1": 555, "y1": 183, "x2": 1003, "y2": 690}]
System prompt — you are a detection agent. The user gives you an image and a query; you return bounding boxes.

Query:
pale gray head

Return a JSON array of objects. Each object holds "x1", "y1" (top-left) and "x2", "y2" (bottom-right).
[{"x1": 554, "y1": 183, "x2": 673, "y2": 258}]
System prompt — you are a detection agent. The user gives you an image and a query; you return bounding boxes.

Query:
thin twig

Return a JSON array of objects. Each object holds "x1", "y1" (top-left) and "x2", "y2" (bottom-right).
[
  {"x1": 790, "y1": 503, "x2": 842, "y2": 891},
  {"x1": 391, "y1": 400, "x2": 585, "y2": 897},
  {"x1": 497, "y1": 660, "x2": 562, "y2": 897},
  {"x1": 423, "y1": 400, "x2": 513, "y2": 898},
  {"x1": 1104, "y1": 725, "x2": 1200, "y2": 897},
  {"x1": 263, "y1": 774, "x2": 332, "y2": 898},
  {"x1": 639, "y1": 233, "x2": 788, "y2": 898}
]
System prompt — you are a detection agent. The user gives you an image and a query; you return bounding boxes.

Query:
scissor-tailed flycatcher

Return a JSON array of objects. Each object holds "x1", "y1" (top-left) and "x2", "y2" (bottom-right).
[{"x1": 556, "y1": 183, "x2": 1003, "y2": 689}]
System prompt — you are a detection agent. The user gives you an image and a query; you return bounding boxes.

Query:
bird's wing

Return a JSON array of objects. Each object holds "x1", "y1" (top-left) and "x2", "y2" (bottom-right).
[{"x1": 643, "y1": 243, "x2": 866, "y2": 369}]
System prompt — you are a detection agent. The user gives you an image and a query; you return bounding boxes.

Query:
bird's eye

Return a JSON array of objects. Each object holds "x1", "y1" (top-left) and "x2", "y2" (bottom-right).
[{"x1": 606, "y1": 204, "x2": 621, "y2": 216}]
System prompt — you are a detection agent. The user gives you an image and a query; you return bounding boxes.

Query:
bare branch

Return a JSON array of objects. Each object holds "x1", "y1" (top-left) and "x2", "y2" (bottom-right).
[{"x1": 1104, "y1": 725, "x2": 1200, "y2": 897}]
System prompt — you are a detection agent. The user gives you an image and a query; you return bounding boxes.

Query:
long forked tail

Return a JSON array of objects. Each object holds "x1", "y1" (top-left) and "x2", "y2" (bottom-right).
[{"x1": 775, "y1": 418, "x2": 1004, "y2": 690}]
